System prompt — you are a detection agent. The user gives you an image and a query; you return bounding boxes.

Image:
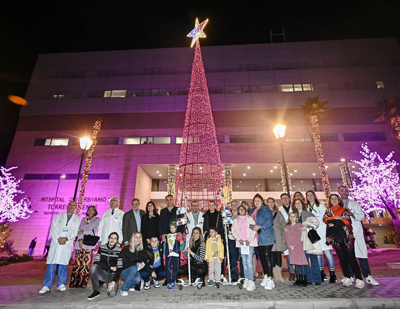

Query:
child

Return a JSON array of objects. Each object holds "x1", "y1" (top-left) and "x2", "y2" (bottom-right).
[
  {"x1": 285, "y1": 212, "x2": 309, "y2": 287},
  {"x1": 141, "y1": 236, "x2": 167, "y2": 290},
  {"x1": 232, "y1": 205, "x2": 258, "y2": 291},
  {"x1": 205, "y1": 227, "x2": 224, "y2": 286},
  {"x1": 164, "y1": 221, "x2": 185, "y2": 290}
]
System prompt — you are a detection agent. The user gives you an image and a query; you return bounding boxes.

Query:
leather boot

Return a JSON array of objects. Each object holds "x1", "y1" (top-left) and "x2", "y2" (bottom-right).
[
  {"x1": 301, "y1": 275, "x2": 308, "y2": 287},
  {"x1": 289, "y1": 272, "x2": 296, "y2": 281},
  {"x1": 321, "y1": 269, "x2": 327, "y2": 282},
  {"x1": 293, "y1": 275, "x2": 301, "y2": 286},
  {"x1": 329, "y1": 270, "x2": 337, "y2": 283},
  {"x1": 276, "y1": 266, "x2": 285, "y2": 283}
]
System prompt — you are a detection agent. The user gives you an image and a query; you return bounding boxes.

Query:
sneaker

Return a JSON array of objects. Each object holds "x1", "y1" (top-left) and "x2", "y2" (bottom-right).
[
  {"x1": 220, "y1": 275, "x2": 228, "y2": 285},
  {"x1": 129, "y1": 287, "x2": 136, "y2": 291},
  {"x1": 39, "y1": 286, "x2": 50, "y2": 294},
  {"x1": 355, "y1": 279, "x2": 365, "y2": 289},
  {"x1": 87, "y1": 290, "x2": 100, "y2": 300},
  {"x1": 57, "y1": 284, "x2": 67, "y2": 292},
  {"x1": 366, "y1": 275, "x2": 379, "y2": 286},
  {"x1": 154, "y1": 279, "x2": 160, "y2": 288},
  {"x1": 261, "y1": 275, "x2": 268, "y2": 287},
  {"x1": 120, "y1": 290, "x2": 128, "y2": 296},
  {"x1": 246, "y1": 280, "x2": 256, "y2": 291},
  {"x1": 342, "y1": 277, "x2": 352, "y2": 287},
  {"x1": 242, "y1": 278, "x2": 248, "y2": 289},
  {"x1": 265, "y1": 278, "x2": 274, "y2": 290},
  {"x1": 207, "y1": 280, "x2": 214, "y2": 286},
  {"x1": 144, "y1": 281, "x2": 150, "y2": 290},
  {"x1": 167, "y1": 283, "x2": 174, "y2": 290},
  {"x1": 171, "y1": 282, "x2": 175, "y2": 289},
  {"x1": 231, "y1": 279, "x2": 238, "y2": 286}
]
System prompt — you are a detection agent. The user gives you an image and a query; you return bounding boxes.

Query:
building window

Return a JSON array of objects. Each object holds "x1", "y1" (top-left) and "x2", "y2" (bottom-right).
[
  {"x1": 96, "y1": 137, "x2": 119, "y2": 145},
  {"x1": 376, "y1": 81, "x2": 385, "y2": 89},
  {"x1": 123, "y1": 137, "x2": 140, "y2": 145},
  {"x1": 320, "y1": 133, "x2": 339, "y2": 142},
  {"x1": 343, "y1": 132, "x2": 386, "y2": 142},
  {"x1": 302, "y1": 84, "x2": 313, "y2": 91},
  {"x1": 42, "y1": 138, "x2": 69, "y2": 146},
  {"x1": 51, "y1": 93, "x2": 65, "y2": 99},
  {"x1": 293, "y1": 84, "x2": 303, "y2": 92},
  {"x1": 153, "y1": 137, "x2": 171, "y2": 144},
  {"x1": 176, "y1": 137, "x2": 183, "y2": 144},
  {"x1": 104, "y1": 90, "x2": 127, "y2": 98},
  {"x1": 278, "y1": 84, "x2": 294, "y2": 92}
]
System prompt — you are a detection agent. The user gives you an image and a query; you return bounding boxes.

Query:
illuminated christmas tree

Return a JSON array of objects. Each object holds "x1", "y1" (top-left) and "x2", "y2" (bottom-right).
[
  {"x1": 174, "y1": 19, "x2": 224, "y2": 210},
  {"x1": 351, "y1": 144, "x2": 400, "y2": 241}
]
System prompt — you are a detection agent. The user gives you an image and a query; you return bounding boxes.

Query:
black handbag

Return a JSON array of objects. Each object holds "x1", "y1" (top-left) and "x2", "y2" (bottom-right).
[
  {"x1": 83, "y1": 230, "x2": 100, "y2": 246},
  {"x1": 307, "y1": 228, "x2": 321, "y2": 244}
]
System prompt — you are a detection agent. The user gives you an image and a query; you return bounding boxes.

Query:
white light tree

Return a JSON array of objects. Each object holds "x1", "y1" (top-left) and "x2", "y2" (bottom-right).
[
  {"x1": 0, "y1": 166, "x2": 32, "y2": 225},
  {"x1": 351, "y1": 144, "x2": 400, "y2": 241}
]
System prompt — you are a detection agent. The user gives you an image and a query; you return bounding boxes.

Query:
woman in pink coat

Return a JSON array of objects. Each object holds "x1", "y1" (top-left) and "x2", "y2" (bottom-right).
[{"x1": 232, "y1": 205, "x2": 258, "y2": 291}]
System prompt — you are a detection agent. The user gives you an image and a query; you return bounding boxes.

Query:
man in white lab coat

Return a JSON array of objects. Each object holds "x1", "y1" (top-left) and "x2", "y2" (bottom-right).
[
  {"x1": 338, "y1": 186, "x2": 379, "y2": 286},
  {"x1": 98, "y1": 197, "x2": 124, "y2": 246},
  {"x1": 39, "y1": 201, "x2": 80, "y2": 293}
]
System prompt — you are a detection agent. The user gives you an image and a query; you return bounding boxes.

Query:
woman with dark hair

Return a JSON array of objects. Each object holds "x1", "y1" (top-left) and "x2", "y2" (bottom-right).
[
  {"x1": 323, "y1": 194, "x2": 364, "y2": 289},
  {"x1": 266, "y1": 197, "x2": 287, "y2": 283},
  {"x1": 306, "y1": 190, "x2": 336, "y2": 283},
  {"x1": 70, "y1": 205, "x2": 100, "y2": 288},
  {"x1": 141, "y1": 201, "x2": 160, "y2": 244},
  {"x1": 293, "y1": 191, "x2": 306, "y2": 203},
  {"x1": 178, "y1": 227, "x2": 207, "y2": 286},
  {"x1": 292, "y1": 198, "x2": 321, "y2": 285},
  {"x1": 248, "y1": 193, "x2": 275, "y2": 290}
]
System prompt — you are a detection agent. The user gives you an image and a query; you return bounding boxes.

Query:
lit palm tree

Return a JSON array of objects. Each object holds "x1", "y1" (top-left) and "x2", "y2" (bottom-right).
[
  {"x1": 374, "y1": 96, "x2": 400, "y2": 140},
  {"x1": 300, "y1": 96, "x2": 331, "y2": 199}
]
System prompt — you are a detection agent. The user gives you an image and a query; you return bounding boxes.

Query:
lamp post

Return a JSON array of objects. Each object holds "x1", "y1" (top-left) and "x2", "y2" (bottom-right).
[
  {"x1": 73, "y1": 137, "x2": 93, "y2": 201},
  {"x1": 273, "y1": 125, "x2": 290, "y2": 197}
]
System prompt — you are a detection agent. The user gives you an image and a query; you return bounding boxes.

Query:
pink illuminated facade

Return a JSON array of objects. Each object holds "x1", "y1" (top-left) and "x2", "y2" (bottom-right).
[{"x1": 6, "y1": 37, "x2": 400, "y2": 253}]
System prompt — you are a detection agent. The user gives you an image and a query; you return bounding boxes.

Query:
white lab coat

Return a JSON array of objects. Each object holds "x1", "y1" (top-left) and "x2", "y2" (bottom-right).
[
  {"x1": 345, "y1": 199, "x2": 368, "y2": 258},
  {"x1": 186, "y1": 211, "x2": 204, "y2": 240},
  {"x1": 279, "y1": 206, "x2": 290, "y2": 255},
  {"x1": 47, "y1": 212, "x2": 80, "y2": 265},
  {"x1": 98, "y1": 208, "x2": 124, "y2": 244},
  {"x1": 308, "y1": 203, "x2": 332, "y2": 251}
]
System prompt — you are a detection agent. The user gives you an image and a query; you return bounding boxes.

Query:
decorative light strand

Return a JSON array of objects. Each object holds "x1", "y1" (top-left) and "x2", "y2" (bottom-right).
[
  {"x1": 339, "y1": 162, "x2": 353, "y2": 190},
  {"x1": 167, "y1": 165, "x2": 177, "y2": 197},
  {"x1": 223, "y1": 164, "x2": 233, "y2": 204},
  {"x1": 75, "y1": 118, "x2": 102, "y2": 216},
  {"x1": 280, "y1": 164, "x2": 293, "y2": 194}
]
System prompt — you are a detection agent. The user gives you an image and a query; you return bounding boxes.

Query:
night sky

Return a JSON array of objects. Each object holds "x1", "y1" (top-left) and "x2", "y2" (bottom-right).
[{"x1": 0, "y1": 0, "x2": 399, "y2": 165}]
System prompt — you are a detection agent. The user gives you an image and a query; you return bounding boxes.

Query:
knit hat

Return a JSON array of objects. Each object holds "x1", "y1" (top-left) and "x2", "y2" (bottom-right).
[{"x1": 169, "y1": 221, "x2": 177, "y2": 228}]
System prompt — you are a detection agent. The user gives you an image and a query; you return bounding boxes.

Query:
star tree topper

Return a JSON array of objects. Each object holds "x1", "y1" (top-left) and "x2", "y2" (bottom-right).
[{"x1": 187, "y1": 18, "x2": 208, "y2": 48}]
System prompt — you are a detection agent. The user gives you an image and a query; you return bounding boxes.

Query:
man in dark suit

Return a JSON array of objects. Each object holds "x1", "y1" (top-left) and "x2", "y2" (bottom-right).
[
  {"x1": 122, "y1": 198, "x2": 145, "y2": 246},
  {"x1": 159, "y1": 194, "x2": 185, "y2": 243}
]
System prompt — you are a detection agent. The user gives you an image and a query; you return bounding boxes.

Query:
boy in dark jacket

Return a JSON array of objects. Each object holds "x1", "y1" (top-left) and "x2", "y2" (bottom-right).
[{"x1": 141, "y1": 236, "x2": 167, "y2": 289}]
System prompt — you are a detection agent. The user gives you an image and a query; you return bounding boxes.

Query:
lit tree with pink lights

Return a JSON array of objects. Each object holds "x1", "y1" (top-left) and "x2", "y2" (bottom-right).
[{"x1": 351, "y1": 144, "x2": 400, "y2": 241}]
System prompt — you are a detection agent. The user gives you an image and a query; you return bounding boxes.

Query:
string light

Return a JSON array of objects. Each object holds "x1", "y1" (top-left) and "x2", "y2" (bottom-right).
[{"x1": 75, "y1": 118, "x2": 102, "y2": 216}]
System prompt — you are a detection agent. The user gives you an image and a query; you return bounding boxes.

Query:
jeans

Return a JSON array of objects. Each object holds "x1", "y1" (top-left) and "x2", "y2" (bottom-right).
[
  {"x1": 141, "y1": 265, "x2": 167, "y2": 282},
  {"x1": 305, "y1": 253, "x2": 321, "y2": 283},
  {"x1": 294, "y1": 265, "x2": 306, "y2": 275},
  {"x1": 120, "y1": 265, "x2": 142, "y2": 292},
  {"x1": 166, "y1": 256, "x2": 179, "y2": 283},
  {"x1": 90, "y1": 264, "x2": 118, "y2": 297},
  {"x1": 28, "y1": 248, "x2": 34, "y2": 256},
  {"x1": 42, "y1": 264, "x2": 68, "y2": 288},
  {"x1": 285, "y1": 254, "x2": 295, "y2": 273},
  {"x1": 317, "y1": 250, "x2": 335, "y2": 270},
  {"x1": 348, "y1": 258, "x2": 371, "y2": 278},
  {"x1": 335, "y1": 243, "x2": 362, "y2": 280},
  {"x1": 228, "y1": 238, "x2": 244, "y2": 280},
  {"x1": 258, "y1": 245, "x2": 273, "y2": 277},
  {"x1": 241, "y1": 246, "x2": 254, "y2": 281}
]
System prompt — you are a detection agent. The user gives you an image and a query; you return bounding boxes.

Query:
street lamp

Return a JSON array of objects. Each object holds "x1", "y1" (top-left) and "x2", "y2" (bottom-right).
[
  {"x1": 273, "y1": 125, "x2": 290, "y2": 197},
  {"x1": 73, "y1": 137, "x2": 93, "y2": 201}
]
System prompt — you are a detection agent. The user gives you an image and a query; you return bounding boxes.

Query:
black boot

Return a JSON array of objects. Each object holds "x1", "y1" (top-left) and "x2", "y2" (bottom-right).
[
  {"x1": 329, "y1": 270, "x2": 337, "y2": 283},
  {"x1": 201, "y1": 275, "x2": 206, "y2": 287},
  {"x1": 321, "y1": 269, "x2": 327, "y2": 282},
  {"x1": 301, "y1": 275, "x2": 308, "y2": 287},
  {"x1": 293, "y1": 275, "x2": 301, "y2": 286}
]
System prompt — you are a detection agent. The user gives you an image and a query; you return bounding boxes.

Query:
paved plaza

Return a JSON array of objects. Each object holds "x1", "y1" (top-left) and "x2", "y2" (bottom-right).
[{"x1": 1, "y1": 277, "x2": 399, "y2": 309}]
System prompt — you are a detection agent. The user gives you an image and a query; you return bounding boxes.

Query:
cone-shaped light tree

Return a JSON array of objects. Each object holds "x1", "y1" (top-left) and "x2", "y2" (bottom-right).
[
  {"x1": 300, "y1": 96, "x2": 331, "y2": 199},
  {"x1": 175, "y1": 19, "x2": 224, "y2": 210}
]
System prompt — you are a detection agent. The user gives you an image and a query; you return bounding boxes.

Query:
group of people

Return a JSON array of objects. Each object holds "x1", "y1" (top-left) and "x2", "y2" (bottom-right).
[{"x1": 37, "y1": 185, "x2": 380, "y2": 300}]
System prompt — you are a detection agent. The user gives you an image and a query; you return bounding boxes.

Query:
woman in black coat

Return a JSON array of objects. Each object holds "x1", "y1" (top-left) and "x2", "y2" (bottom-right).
[{"x1": 141, "y1": 201, "x2": 160, "y2": 244}]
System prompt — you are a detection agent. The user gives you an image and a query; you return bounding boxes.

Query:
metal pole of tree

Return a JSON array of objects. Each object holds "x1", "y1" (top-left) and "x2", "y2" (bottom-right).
[{"x1": 73, "y1": 150, "x2": 85, "y2": 201}]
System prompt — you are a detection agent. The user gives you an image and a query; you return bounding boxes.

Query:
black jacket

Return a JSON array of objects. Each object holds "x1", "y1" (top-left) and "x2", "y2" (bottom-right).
[
  {"x1": 146, "y1": 243, "x2": 164, "y2": 267},
  {"x1": 114, "y1": 246, "x2": 153, "y2": 281},
  {"x1": 93, "y1": 243, "x2": 123, "y2": 274},
  {"x1": 159, "y1": 206, "x2": 185, "y2": 235},
  {"x1": 141, "y1": 213, "x2": 160, "y2": 242},
  {"x1": 202, "y1": 210, "x2": 224, "y2": 240}
]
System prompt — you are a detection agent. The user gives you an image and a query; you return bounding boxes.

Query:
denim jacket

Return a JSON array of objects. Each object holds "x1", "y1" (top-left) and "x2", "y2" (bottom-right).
[{"x1": 248, "y1": 205, "x2": 275, "y2": 246}]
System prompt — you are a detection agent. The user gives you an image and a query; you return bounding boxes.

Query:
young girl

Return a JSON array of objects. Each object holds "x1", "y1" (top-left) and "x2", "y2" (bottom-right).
[
  {"x1": 285, "y1": 212, "x2": 309, "y2": 287},
  {"x1": 205, "y1": 227, "x2": 224, "y2": 286},
  {"x1": 164, "y1": 221, "x2": 185, "y2": 290},
  {"x1": 232, "y1": 205, "x2": 258, "y2": 291}
]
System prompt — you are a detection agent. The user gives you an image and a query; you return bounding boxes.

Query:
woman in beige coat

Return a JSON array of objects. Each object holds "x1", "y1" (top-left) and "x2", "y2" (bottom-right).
[{"x1": 266, "y1": 197, "x2": 287, "y2": 283}]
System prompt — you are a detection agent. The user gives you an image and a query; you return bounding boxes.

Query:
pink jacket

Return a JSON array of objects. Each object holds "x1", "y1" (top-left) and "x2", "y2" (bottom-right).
[{"x1": 232, "y1": 215, "x2": 258, "y2": 248}]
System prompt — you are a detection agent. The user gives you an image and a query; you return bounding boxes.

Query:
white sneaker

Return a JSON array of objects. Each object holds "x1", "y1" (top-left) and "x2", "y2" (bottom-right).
[
  {"x1": 260, "y1": 275, "x2": 268, "y2": 287},
  {"x1": 39, "y1": 286, "x2": 50, "y2": 294},
  {"x1": 246, "y1": 280, "x2": 256, "y2": 291},
  {"x1": 355, "y1": 279, "x2": 365, "y2": 289},
  {"x1": 220, "y1": 275, "x2": 228, "y2": 285},
  {"x1": 366, "y1": 275, "x2": 379, "y2": 286},
  {"x1": 265, "y1": 278, "x2": 274, "y2": 290},
  {"x1": 57, "y1": 284, "x2": 66, "y2": 292},
  {"x1": 242, "y1": 278, "x2": 248, "y2": 289},
  {"x1": 342, "y1": 278, "x2": 352, "y2": 287},
  {"x1": 270, "y1": 278, "x2": 275, "y2": 289},
  {"x1": 121, "y1": 290, "x2": 128, "y2": 296},
  {"x1": 129, "y1": 287, "x2": 136, "y2": 291}
]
